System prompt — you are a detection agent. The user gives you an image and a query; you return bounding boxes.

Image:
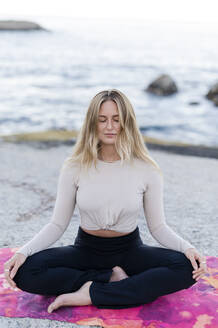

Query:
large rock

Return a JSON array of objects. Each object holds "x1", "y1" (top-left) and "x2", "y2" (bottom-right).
[
  {"x1": 206, "y1": 82, "x2": 218, "y2": 107},
  {"x1": 146, "y1": 74, "x2": 178, "y2": 96},
  {"x1": 0, "y1": 20, "x2": 46, "y2": 31}
]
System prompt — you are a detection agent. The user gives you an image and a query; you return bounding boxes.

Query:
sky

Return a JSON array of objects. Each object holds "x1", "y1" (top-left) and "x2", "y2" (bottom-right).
[{"x1": 0, "y1": 0, "x2": 218, "y2": 23}]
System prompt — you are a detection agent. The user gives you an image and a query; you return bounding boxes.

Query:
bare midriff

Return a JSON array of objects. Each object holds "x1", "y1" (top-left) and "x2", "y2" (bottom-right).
[{"x1": 81, "y1": 227, "x2": 131, "y2": 237}]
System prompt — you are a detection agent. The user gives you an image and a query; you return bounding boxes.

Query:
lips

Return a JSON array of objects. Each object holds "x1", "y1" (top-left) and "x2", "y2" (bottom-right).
[{"x1": 105, "y1": 134, "x2": 116, "y2": 135}]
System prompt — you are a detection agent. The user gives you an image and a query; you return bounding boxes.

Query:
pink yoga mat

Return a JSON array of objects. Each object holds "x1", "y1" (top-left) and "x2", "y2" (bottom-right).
[{"x1": 0, "y1": 247, "x2": 217, "y2": 328}]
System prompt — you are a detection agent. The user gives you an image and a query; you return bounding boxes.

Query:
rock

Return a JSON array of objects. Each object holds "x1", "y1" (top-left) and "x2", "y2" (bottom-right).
[
  {"x1": 0, "y1": 20, "x2": 46, "y2": 31},
  {"x1": 213, "y1": 96, "x2": 218, "y2": 106},
  {"x1": 146, "y1": 74, "x2": 178, "y2": 96},
  {"x1": 206, "y1": 82, "x2": 218, "y2": 100},
  {"x1": 206, "y1": 82, "x2": 218, "y2": 106},
  {"x1": 189, "y1": 101, "x2": 200, "y2": 106}
]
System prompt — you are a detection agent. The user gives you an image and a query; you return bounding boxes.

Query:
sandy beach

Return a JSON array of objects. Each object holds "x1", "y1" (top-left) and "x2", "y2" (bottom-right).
[{"x1": 0, "y1": 137, "x2": 217, "y2": 327}]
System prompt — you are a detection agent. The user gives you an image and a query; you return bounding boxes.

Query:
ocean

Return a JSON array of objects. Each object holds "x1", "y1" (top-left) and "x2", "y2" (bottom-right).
[{"x1": 0, "y1": 15, "x2": 218, "y2": 146}]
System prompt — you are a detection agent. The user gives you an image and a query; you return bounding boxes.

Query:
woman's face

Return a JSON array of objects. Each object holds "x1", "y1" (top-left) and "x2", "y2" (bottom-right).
[{"x1": 97, "y1": 100, "x2": 121, "y2": 145}]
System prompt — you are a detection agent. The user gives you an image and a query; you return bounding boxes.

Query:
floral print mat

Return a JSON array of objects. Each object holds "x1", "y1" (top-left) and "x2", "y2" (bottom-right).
[{"x1": 0, "y1": 247, "x2": 217, "y2": 328}]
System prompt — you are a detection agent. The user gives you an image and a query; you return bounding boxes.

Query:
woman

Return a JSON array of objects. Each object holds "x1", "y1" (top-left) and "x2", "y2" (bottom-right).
[{"x1": 4, "y1": 89, "x2": 208, "y2": 313}]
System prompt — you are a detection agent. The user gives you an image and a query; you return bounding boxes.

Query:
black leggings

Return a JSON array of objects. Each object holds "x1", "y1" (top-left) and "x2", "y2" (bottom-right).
[{"x1": 14, "y1": 226, "x2": 196, "y2": 309}]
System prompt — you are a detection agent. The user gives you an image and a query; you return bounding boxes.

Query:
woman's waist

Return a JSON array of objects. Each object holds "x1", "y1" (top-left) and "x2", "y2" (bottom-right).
[
  {"x1": 79, "y1": 215, "x2": 139, "y2": 236},
  {"x1": 80, "y1": 227, "x2": 131, "y2": 238},
  {"x1": 74, "y1": 224, "x2": 142, "y2": 249}
]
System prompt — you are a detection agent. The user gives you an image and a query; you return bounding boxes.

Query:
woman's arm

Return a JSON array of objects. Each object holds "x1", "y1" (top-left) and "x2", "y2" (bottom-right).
[
  {"x1": 143, "y1": 165, "x2": 196, "y2": 254},
  {"x1": 15, "y1": 162, "x2": 78, "y2": 257}
]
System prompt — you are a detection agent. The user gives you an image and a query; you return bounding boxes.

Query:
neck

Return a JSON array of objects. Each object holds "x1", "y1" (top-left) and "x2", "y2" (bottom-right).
[{"x1": 98, "y1": 147, "x2": 120, "y2": 162}]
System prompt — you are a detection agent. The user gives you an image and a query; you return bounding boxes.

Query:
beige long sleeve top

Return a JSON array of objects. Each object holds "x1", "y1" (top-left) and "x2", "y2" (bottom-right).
[{"x1": 15, "y1": 157, "x2": 196, "y2": 257}]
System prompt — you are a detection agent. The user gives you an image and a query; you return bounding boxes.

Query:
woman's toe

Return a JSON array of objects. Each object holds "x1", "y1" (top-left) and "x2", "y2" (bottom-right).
[
  {"x1": 47, "y1": 295, "x2": 64, "y2": 313},
  {"x1": 47, "y1": 302, "x2": 55, "y2": 313}
]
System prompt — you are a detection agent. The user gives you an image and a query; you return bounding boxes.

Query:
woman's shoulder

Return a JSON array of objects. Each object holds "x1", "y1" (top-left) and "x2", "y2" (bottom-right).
[
  {"x1": 133, "y1": 157, "x2": 163, "y2": 181},
  {"x1": 60, "y1": 156, "x2": 81, "y2": 176},
  {"x1": 133, "y1": 157, "x2": 159, "y2": 171}
]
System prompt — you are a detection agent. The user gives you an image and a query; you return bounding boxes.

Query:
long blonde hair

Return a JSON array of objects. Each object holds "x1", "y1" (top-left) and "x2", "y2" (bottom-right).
[{"x1": 63, "y1": 89, "x2": 162, "y2": 175}]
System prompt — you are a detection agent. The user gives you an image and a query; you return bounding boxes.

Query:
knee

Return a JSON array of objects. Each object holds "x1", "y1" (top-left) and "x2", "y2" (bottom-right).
[
  {"x1": 13, "y1": 256, "x2": 43, "y2": 293},
  {"x1": 179, "y1": 253, "x2": 197, "y2": 287},
  {"x1": 13, "y1": 261, "x2": 31, "y2": 291},
  {"x1": 170, "y1": 252, "x2": 197, "y2": 287}
]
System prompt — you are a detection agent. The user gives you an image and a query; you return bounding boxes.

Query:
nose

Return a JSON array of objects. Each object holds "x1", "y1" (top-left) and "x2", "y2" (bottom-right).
[{"x1": 106, "y1": 120, "x2": 114, "y2": 129}]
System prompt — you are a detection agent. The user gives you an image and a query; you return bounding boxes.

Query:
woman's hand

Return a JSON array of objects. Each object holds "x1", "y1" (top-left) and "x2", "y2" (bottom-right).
[
  {"x1": 184, "y1": 247, "x2": 208, "y2": 281},
  {"x1": 4, "y1": 253, "x2": 27, "y2": 289}
]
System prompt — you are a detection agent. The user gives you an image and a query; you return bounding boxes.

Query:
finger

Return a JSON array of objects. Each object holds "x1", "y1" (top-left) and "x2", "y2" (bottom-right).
[
  {"x1": 6, "y1": 275, "x2": 17, "y2": 288},
  {"x1": 200, "y1": 263, "x2": 208, "y2": 272},
  {"x1": 190, "y1": 257, "x2": 198, "y2": 270},
  {"x1": 4, "y1": 262, "x2": 17, "y2": 286},
  {"x1": 196, "y1": 269, "x2": 208, "y2": 279},
  {"x1": 193, "y1": 272, "x2": 201, "y2": 280},
  {"x1": 4, "y1": 271, "x2": 17, "y2": 288},
  {"x1": 196, "y1": 273, "x2": 205, "y2": 281},
  {"x1": 199, "y1": 263, "x2": 208, "y2": 274},
  {"x1": 193, "y1": 267, "x2": 204, "y2": 274},
  {"x1": 199, "y1": 258, "x2": 206, "y2": 266},
  {"x1": 10, "y1": 267, "x2": 18, "y2": 280},
  {"x1": 193, "y1": 269, "x2": 204, "y2": 278},
  {"x1": 193, "y1": 255, "x2": 208, "y2": 274},
  {"x1": 193, "y1": 255, "x2": 206, "y2": 271},
  {"x1": 196, "y1": 268, "x2": 208, "y2": 277}
]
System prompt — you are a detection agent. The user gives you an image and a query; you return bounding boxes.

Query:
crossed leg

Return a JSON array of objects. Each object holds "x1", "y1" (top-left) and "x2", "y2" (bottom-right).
[
  {"x1": 88, "y1": 243, "x2": 197, "y2": 309},
  {"x1": 13, "y1": 244, "x2": 129, "y2": 313},
  {"x1": 13, "y1": 245, "x2": 113, "y2": 296},
  {"x1": 47, "y1": 266, "x2": 129, "y2": 313},
  {"x1": 47, "y1": 243, "x2": 196, "y2": 312},
  {"x1": 14, "y1": 242, "x2": 196, "y2": 311}
]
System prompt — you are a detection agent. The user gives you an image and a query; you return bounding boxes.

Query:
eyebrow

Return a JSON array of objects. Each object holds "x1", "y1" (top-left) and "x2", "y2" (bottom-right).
[{"x1": 98, "y1": 115, "x2": 119, "y2": 117}]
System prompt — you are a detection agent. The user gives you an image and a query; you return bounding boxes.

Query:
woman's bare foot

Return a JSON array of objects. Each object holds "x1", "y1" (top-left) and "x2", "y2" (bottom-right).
[
  {"x1": 47, "y1": 281, "x2": 92, "y2": 313},
  {"x1": 109, "y1": 266, "x2": 129, "y2": 282}
]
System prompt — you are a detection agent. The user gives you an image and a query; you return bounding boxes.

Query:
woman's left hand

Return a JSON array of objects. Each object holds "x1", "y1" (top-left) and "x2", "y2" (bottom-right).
[{"x1": 184, "y1": 248, "x2": 209, "y2": 281}]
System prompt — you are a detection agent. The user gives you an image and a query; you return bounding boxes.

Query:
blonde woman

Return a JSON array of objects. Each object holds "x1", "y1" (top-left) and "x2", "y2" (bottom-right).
[{"x1": 4, "y1": 89, "x2": 208, "y2": 313}]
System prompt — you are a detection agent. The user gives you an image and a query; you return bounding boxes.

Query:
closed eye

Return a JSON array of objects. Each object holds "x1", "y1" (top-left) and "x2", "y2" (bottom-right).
[{"x1": 99, "y1": 120, "x2": 119, "y2": 122}]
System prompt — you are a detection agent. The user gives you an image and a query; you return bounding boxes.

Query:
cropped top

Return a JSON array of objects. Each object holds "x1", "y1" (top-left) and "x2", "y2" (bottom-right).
[{"x1": 15, "y1": 157, "x2": 196, "y2": 257}]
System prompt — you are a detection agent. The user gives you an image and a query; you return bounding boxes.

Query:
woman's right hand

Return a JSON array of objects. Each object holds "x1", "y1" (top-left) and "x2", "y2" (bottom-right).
[{"x1": 4, "y1": 253, "x2": 27, "y2": 289}]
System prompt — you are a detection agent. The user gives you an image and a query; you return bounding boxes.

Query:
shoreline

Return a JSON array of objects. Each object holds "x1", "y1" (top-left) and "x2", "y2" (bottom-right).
[{"x1": 1, "y1": 130, "x2": 218, "y2": 159}]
